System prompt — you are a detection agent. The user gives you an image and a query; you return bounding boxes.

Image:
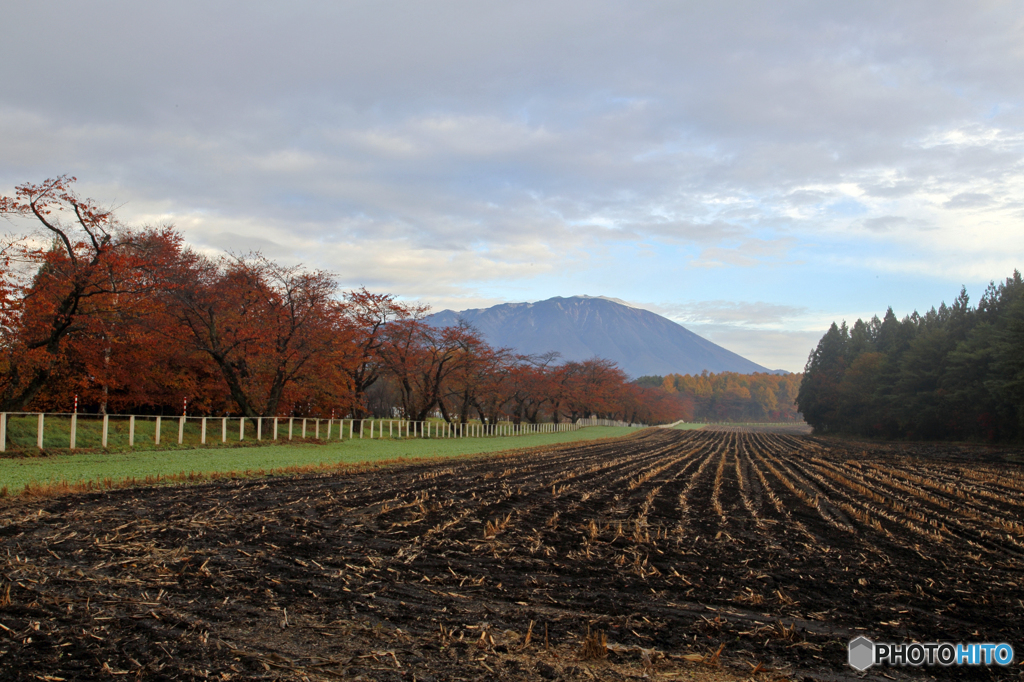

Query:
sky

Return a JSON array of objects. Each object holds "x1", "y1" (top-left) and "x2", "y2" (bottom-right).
[{"x1": 2, "y1": 1, "x2": 1022, "y2": 372}]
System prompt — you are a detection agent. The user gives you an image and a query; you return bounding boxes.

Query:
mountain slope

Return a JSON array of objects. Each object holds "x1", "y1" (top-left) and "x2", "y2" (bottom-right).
[{"x1": 426, "y1": 295, "x2": 773, "y2": 377}]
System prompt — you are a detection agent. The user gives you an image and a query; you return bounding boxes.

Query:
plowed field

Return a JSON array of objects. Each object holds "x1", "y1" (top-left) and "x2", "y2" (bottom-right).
[{"x1": 1, "y1": 428, "x2": 1022, "y2": 681}]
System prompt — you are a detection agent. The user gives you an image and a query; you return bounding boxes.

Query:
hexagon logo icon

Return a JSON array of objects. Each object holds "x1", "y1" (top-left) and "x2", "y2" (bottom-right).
[{"x1": 848, "y1": 636, "x2": 875, "y2": 671}]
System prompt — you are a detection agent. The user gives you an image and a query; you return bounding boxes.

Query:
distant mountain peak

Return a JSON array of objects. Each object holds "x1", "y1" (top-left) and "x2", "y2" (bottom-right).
[
  {"x1": 570, "y1": 294, "x2": 644, "y2": 310},
  {"x1": 427, "y1": 295, "x2": 770, "y2": 378}
]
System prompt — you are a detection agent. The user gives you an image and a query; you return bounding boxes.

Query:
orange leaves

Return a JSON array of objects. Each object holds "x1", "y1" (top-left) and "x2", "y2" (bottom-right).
[
  {"x1": 158, "y1": 252, "x2": 349, "y2": 418},
  {"x1": 0, "y1": 178, "x2": 692, "y2": 423}
]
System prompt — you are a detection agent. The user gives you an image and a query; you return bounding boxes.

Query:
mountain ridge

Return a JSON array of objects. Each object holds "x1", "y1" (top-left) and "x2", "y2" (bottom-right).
[{"x1": 426, "y1": 295, "x2": 779, "y2": 378}]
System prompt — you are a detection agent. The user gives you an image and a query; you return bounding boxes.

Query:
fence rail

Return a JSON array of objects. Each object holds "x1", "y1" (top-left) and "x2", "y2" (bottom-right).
[
  {"x1": 575, "y1": 417, "x2": 645, "y2": 428},
  {"x1": 0, "y1": 412, "x2": 643, "y2": 451}
]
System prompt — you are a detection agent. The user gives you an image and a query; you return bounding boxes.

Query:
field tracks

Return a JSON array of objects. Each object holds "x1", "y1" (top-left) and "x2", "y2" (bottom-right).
[{"x1": 1, "y1": 426, "x2": 1023, "y2": 680}]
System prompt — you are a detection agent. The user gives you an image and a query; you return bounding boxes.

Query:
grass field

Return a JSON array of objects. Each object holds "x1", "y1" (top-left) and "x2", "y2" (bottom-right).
[{"x1": 0, "y1": 425, "x2": 641, "y2": 495}]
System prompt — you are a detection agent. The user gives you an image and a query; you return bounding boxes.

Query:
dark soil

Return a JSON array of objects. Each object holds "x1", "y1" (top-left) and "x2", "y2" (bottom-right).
[{"x1": 1, "y1": 428, "x2": 1022, "y2": 681}]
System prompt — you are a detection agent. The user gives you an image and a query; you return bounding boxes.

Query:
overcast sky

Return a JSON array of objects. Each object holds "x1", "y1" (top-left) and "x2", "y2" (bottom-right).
[{"x1": 2, "y1": 1, "x2": 1022, "y2": 371}]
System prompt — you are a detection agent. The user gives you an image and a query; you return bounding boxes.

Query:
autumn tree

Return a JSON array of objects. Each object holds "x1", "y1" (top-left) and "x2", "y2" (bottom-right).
[
  {"x1": 378, "y1": 319, "x2": 478, "y2": 421},
  {"x1": 442, "y1": 328, "x2": 515, "y2": 424},
  {"x1": 505, "y1": 352, "x2": 559, "y2": 424},
  {"x1": 160, "y1": 252, "x2": 345, "y2": 417},
  {"x1": 0, "y1": 177, "x2": 164, "y2": 410},
  {"x1": 333, "y1": 288, "x2": 421, "y2": 418},
  {"x1": 30, "y1": 228, "x2": 223, "y2": 414},
  {"x1": 555, "y1": 358, "x2": 629, "y2": 422}
]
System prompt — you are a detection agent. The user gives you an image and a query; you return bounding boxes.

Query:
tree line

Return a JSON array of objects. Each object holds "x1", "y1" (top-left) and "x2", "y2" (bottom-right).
[
  {"x1": 797, "y1": 271, "x2": 1024, "y2": 441},
  {"x1": 636, "y1": 371, "x2": 802, "y2": 423},
  {"x1": 0, "y1": 177, "x2": 688, "y2": 425}
]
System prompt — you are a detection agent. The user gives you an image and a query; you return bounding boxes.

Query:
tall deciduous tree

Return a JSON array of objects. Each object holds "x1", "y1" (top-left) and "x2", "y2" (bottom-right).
[
  {"x1": 335, "y1": 288, "x2": 420, "y2": 418},
  {"x1": 161, "y1": 253, "x2": 344, "y2": 417},
  {"x1": 0, "y1": 177, "x2": 157, "y2": 410}
]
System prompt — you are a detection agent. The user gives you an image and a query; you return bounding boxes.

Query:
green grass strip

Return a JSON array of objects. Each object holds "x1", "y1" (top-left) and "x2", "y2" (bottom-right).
[{"x1": 0, "y1": 426, "x2": 641, "y2": 495}]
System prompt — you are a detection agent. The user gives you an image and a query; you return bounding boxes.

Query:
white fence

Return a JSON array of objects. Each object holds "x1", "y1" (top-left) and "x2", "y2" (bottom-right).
[
  {"x1": 0, "y1": 412, "x2": 642, "y2": 451},
  {"x1": 575, "y1": 417, "x2": 645, "y2": 428}
]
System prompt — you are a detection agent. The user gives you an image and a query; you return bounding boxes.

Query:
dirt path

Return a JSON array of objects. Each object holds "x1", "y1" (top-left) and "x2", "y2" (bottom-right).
[{"x1": 1, "y1": 429, "x2": 1021, "y2": 680}]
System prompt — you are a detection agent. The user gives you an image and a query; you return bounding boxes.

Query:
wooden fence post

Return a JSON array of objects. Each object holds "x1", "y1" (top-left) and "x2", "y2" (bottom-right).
[
  {"x1": 37, "y1": 413, "x2": 44, "y2": 449},
  {"x1": 273, "y1": 417, "x2": 278, "y2": 440},
  {"x1": 315, "y1": 419, "x2": 320, "y2": 439},
  {"x1": 70, "y1": 413, "x2": 77, "y2": 449},
  {"x1": 288, "y1": 417, "x2": 294, "y2": 440},
  {"x1": 201, "y1": 417, "x2": 207, "y2": 444},
  {"x1": 129, "y1": 415, "x2": 135, "y2": 446},
  {"x1": 257, "y1": 418, "x2": 262, "y2": 441},
  {"x1": 221, "y1": 417, "x2": 227, "y2": 443},
  {"x1": 302, "y1": 418, "x2": 307, "y2": 438},
  {"x1": 0, "y1": 413, "x2": 6, "y2": 452},
  {"x1": 155, "y1": 416, "x2": 161, "y2": 445},
  {"x1": 102, "y1": 414, "x2": 109, "y2": 448},
  {"x1": 178, "y1": 416, "x2": 185, "y2": 445},
  {"x1": 239, "y1": 417, "x2": 245, "y2": 441}
]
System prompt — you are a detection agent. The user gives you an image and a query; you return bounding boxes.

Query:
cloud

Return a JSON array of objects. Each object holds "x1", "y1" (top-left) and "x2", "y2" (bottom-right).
[
  {"x1": 2, "y1": 2, "x2": 1024, "y2": 372},
  {"x1": 657, "y1": 300, "x2": 810, "y2": 328},
  {"x1": 682, "y1": 324, "x2": 824, "y2": 373},
  {"x1": 943, "y1": 192, "x2": 995, "y2": 209},
  {"x1": 690, "y1": 238, "x2": 799, "y2": 268}
]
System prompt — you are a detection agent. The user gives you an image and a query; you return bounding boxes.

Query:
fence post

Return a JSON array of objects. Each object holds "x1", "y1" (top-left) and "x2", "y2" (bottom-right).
[
  {"x1": 327, "y1": 419, "x2": 332, "y2": 440},
  {"x1": 70, "y1": 413, "x2": 77, "y2": 449},
  {"x1": 273, "y1": 417, "x2": 278, "y2": 440},
  {"x1": 102, "y1": 414, "x2": 109, "y2": 448},
  {"x1": 239, "y1": 417, "x2": 245, "y2": 441},
  {"x1": 155, "y1": 416, "x2": 161, "y2": 445},
  {"x1": 257, "y1": 418, "x2": 262, "y2": 441},
  {"x1": 315, "y1": 419, "x2": 320, "y2": 439},
  {"x1": 0, "y1": 412, "x2": 5, "y2": 452},
  {"x1": 302, "y1": 418, "x2": 307, "y2": 438},
  {"x1": 360, "y1": 420, "x2": 364, "y2": 439},
  {"x1": 201, "y1": 417, "x2": 207, "y2": 444},
  {"x1": 129, "y1": 415, "x2": 135, "y2": 446},
  {"x1": 221, "y1": 417, "x2": 227, "y2": 443},
  {"x1": 37, "y1": 413, "x2": 44, "y2": 449},
  {"x1": 288, "y1": 417, "x2": 293, "y2": 440},
  {"x1": 178, "y1": 416, "x2": 185, "y2": 445}
]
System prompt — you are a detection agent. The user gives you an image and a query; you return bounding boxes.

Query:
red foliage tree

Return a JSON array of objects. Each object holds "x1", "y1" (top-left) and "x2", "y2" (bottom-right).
[
  {"x1": 159, "y1": 252, "x2": 346, "y2": 417},
  {"x1": 333, "y1": 288, "x2": 421, "y2": 418},
  {"x1": 0, "y1": 177, "x2": 169, "y2": 411}
]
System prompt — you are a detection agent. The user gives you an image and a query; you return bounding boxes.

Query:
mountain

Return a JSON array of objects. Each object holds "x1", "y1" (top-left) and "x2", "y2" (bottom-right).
[{"x1": 426, "y1": 295, "x2": 777, "y2": 378}]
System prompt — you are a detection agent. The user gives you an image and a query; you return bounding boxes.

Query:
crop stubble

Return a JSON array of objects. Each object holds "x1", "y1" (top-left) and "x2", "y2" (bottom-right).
[{"x1": 0, "y1": 428, "x2": 1022, "y2": 680}]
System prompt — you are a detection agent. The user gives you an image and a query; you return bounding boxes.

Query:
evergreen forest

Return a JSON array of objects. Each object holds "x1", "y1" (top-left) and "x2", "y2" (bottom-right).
[{"x1": 797, "y1": 271, "x2": 1024, "y2": 441}]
